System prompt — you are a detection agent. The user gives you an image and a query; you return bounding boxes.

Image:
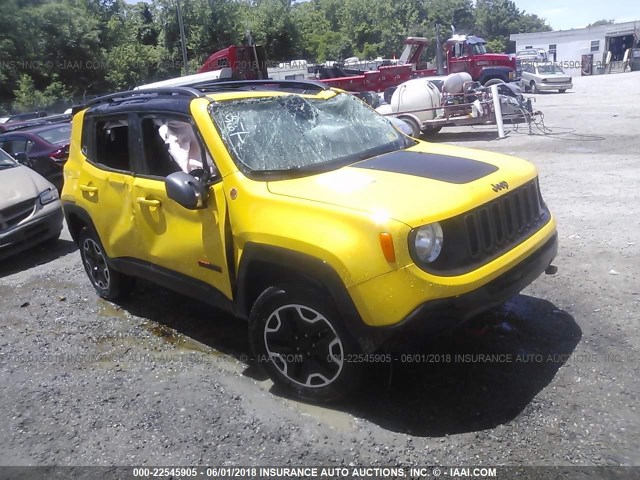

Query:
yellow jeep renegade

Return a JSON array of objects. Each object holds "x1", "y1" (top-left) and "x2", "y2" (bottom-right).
[{"x1": 62, "y1": 80, "x2": 557, "y2": 402}]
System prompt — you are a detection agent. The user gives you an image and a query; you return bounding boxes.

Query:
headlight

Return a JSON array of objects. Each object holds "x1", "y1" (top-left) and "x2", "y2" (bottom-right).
[
  {"x1": 412, "y1": 223, "x2": 444, "y2": 264},
  {"x1": 39, "y1": 187, "x2": 59, "y2": 205}
]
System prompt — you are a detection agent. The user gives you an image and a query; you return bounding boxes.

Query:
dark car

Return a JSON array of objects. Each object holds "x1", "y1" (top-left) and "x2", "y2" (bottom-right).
[
  {"x1": 0, "y1": 123, "x2": 71, "y2": 191},
  {"x1": 0, "y1": 113, "x2": 71, "y2": 134},
  {"x1": 3, "y1": 111, "x2": 48, "y2": 124}
]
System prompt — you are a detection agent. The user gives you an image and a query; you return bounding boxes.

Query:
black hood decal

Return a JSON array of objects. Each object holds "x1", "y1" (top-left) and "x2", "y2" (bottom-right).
[{"x1": 353, "y1": 151, "x2": 498, "y2": 184}]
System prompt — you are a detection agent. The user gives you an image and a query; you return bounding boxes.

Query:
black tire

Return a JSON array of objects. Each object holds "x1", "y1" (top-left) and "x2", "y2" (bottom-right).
[
  {"x1": 78, "y1": 227, "x2": 135, "y2": 301},
  {"x1": 559, "y1": 88, "x2": 567, "y2": 93},
  {"x1": 248, "y1": 285, "x2": 364, "y2": 403},
  {"x1": 383, "y1": 86, "x2": 397, "y2": 105},
  {"x1": 422, "y1": 125, "x2": 442, "y2": 136},
  {"x1": 397, "y1": 116, "x2": 421, "y2": 138},
  {"x1": 530, "y1": 81, "x2": 538, "y2": 94}
]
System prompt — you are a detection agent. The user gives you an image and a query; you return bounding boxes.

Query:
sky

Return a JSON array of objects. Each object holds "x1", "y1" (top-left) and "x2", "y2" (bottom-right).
[{"x1": 512, "y1": 0, "x2": 638, "y2": 31}]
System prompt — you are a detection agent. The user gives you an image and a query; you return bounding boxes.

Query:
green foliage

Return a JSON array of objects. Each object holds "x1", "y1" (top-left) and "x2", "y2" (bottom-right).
[
  {"x1": 13, "y1": 74, "x2": 70, "y2": 111},
  {"x1": 0, "y1": 0, "x2": 552, "y2": 112},
  {"x1": 485, "y1": 39, "x2": 506, "y2": 53},
  {"x1": 474, "y1": 0, "x2": 551, "y2": 53}
]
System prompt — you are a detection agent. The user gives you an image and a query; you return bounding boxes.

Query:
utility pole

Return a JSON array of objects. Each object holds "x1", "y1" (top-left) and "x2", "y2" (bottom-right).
[
  {"x1": 176, "y1": 0, "x2": 189, "y2": 75},
  {"x1": 435, "y1": 23, "x2": 445, "y2": 75}
]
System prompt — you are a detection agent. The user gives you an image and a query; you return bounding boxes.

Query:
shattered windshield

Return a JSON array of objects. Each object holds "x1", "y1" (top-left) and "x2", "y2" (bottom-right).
[{"x1": 209, "y1": 92, "x2": 412, "y2": 177}]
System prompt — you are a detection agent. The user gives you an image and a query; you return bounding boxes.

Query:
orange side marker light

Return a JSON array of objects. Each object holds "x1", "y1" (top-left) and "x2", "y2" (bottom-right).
[{"x1": 379, "y1": 232, "x2": 396, "y2": 263}]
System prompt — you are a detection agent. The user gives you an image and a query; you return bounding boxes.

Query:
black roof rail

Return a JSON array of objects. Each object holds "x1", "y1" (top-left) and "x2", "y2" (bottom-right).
[
  {"x1": 72, "y1": 87, "x2": 204, "y2": 114},
  {"x1": 190, "y1": 79, "x2": 329, "y2": 94},
  {"x1": 71, "y1": 80, "x2": 329, "y2": 115}
]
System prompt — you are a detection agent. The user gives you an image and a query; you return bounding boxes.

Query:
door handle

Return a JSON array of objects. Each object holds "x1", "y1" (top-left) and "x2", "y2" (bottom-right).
[
  {"x1": 136, "y1": 197, "x2": 161, "y2": 208},
  {"x1": 79, "y1": 184, "x2": 98, "y2": 193}
]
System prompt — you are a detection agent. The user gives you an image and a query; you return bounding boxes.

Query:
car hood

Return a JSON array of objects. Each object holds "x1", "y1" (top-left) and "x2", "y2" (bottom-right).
[
  {"x1": 267, "y1": 142, "x2": 538, "y2": 227},
  {"x1": 0, "y1": 165, "x2": 52, "y2": 210}
]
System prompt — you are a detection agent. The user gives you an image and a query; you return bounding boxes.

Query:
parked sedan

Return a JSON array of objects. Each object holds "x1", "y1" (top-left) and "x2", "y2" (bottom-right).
[
  {"x1": 522, "y1": 63, "x2": 573, "y2": 93},
  {"x1": 0, "y1": 123, "x2": 71, "y2": 191},
  {"x1": 0, "y1": 148, "x2": 63, "y2": 261}
]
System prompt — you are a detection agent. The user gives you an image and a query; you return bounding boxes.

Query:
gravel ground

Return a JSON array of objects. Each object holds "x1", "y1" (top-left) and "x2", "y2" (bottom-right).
[{"x1": 1, "y1": 72, "x2": 639, "y2": 475}]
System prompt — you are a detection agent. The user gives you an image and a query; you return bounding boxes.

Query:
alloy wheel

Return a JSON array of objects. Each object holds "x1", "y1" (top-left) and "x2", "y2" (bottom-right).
[
  {"x1": 263, "y1": 304, "x2": 344, "y2": 388},
  {"x1": 82, "y1": 238, "x2": 110, "y2": 290}
]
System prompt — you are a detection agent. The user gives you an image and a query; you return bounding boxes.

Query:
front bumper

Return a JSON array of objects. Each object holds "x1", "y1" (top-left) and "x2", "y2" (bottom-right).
[
  {"x1": 0, "y1": 205, "x2": 64, "y2": 261},
  {"x1": 343, "y1": 223, "x2": 558, "y2": 351},
  {"x1": 391, "y1": 232, "x2": 557, "y2": 338}
]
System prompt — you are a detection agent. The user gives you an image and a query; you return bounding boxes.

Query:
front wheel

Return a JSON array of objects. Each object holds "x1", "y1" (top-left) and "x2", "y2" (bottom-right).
[
  {"x1": 530, "y1": 81, "x2": 539, "y2": 94},
  {"x1": 559, "y1": 88, "x2": 567, "y2": 93},
  {"x1": 249, "y1": 285, "x2": 364, "y2": 403},
  {"x1": 78, "y1": 228, "x2": 135, "y2": 301}
]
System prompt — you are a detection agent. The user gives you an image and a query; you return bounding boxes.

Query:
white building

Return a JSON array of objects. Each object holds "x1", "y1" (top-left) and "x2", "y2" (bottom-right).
[{"x1": 511, "y1": 20, "x2": 639, "y2": 74}]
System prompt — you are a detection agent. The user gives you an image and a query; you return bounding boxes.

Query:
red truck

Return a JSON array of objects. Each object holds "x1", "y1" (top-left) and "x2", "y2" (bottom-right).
[{"x1": 198, "y1": 35, "x2": 521, "y2": 93}]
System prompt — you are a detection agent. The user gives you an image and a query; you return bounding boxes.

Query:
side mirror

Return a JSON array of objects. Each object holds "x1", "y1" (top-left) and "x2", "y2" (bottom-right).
[{"x1": 165, "y1": 171, "x2": 209, "y2": 210}]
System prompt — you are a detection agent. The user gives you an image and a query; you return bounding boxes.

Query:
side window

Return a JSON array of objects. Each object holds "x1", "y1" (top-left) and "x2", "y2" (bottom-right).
[
  {"x1": 5, "y1": 139, "x2": 28, "y2": 155},
  {"x1": 94, "y1": 117, "x2": 131, "y2": 171},
  {"x1": 139, "y1": 116, "x2": 215, "y2": 178},
  {"x1": 81, "y1": 116, "x2": 93, "y2": 157}
]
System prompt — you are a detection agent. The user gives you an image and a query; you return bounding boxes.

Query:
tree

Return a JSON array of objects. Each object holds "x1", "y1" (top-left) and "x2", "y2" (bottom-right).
[
  {"x1": 475, "y1": 0, "x2": 550, "y2": 53},
  {"x1": 246, "y1": 0, "x2": 300, "y2": 61},
  {"x1": 587, "y1": 19, "x2": 615, "y2": 27}
]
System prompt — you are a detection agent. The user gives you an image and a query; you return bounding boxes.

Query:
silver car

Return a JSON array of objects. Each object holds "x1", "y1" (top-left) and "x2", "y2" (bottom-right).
[
  {"x1": 521, "y1": 63, "x2": 573, "y2": 93},
  {"x1": 0, "y1": 147, "x2": 63, "y2": 261}
]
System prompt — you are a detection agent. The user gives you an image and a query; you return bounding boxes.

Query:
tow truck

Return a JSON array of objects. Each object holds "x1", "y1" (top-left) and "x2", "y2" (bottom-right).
[{"x1": 198, "y1": 35, "x2": 521, "y2": 93}]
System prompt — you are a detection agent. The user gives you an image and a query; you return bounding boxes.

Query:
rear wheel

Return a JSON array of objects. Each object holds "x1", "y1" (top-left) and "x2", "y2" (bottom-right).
[
  {"x1": 78, "y1": 228, "x2": 135, "y2": 301},
  {"x1": 397, "y1": 116, "x2": 421, "y2": 138},
  {"x1": 422, "y1": 125, "x2": 442, "y2": 136},
  {"x1": 530, "y1": 81, "x2": 538, "y2": 94},
  {"x1": 249, "y1": 285, "x2": 364, "y2": 403},
  {"x1": 559, "y1": 88, "x2": 567, "y2": 93}
]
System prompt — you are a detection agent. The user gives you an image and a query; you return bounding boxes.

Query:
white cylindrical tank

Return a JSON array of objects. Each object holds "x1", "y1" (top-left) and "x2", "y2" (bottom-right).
[
  {"x1": 443, "y1": 72, "x2": 473, "y2": 94},
  {"x1": 389, "y1": 79, "x2": 442, "y2": 124}
]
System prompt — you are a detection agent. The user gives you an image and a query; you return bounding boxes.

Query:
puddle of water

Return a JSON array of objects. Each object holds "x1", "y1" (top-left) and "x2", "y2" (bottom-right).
[
  {"x1": 145, "y1": 322, "x2": 222, "y2": 356},
  {"x1": 98, "y1": 300, "x2": 129, "y2": 319},
  {"x1": 293, "y1": 402, "x2": 356, "y2": 432}
]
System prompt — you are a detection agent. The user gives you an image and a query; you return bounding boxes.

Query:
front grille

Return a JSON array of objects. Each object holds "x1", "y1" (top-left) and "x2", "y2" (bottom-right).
[
  {"x1": 0, "y1": 198, "x2": 36, "y2": 232},
  {"x1": 421, "y1": 179, "x2": 550, "y2": 276}
]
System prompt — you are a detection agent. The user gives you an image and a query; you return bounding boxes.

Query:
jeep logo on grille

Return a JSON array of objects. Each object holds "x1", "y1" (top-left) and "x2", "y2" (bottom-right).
[{"x1": 491, "y1": 181, "x2": 509, "y2": 192}]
